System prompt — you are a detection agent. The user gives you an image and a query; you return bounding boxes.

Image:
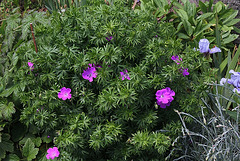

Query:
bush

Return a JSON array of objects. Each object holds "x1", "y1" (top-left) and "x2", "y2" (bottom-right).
[{"x1": 0, "y1": 0, "x2": 216, "y2": 160}]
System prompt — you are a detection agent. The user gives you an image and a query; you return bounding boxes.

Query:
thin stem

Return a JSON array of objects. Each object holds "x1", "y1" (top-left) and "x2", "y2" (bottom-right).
[{"x1": 30, "y1": 23, "x2": 38, "y2": 53}]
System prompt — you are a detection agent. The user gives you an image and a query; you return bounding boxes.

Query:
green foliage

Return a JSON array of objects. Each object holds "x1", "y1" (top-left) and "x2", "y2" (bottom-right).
[
  {"x1": 174, "y1": 0, "x2": 239, "y2": 48},
  {"x1": 0, "y1": 0, "x2": 219, "y2": 160},
  {"x1": 137, "y1": 0, "x2": 239, "y2": 51},
  {"x1": 0, "y1": 100, "x2": 16, "y2": 120},
  {"x1": 220, "y1": 45, "x2": 240, "y2": 79},
  {"x1": 23, "y1": 138, "x2": 39, "y2": 161},
  {"x1": 171, "y1": 85, "x2": 240, "y2": 160},
  {"x1": 45, "y1": 0, "x2": 87, "y2": 13},
  {"x1": 0, "y1": 133, "x2": 14, "y2": 159}
]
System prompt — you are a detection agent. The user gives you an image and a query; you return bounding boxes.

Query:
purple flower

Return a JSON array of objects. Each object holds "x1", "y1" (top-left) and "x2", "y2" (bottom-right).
[
  {"x1": 228, "y1": 70, "x2": 240, "y2": 88},
  {"x1": 90, "y1": 63, "x2": 102, "y2": 69},
  {"x1": 47, "y1": 135, "x2": 50, "y2": 138},
  {"x1": 155, "y1": 87, "x2": 175, "y2": 108},
  {"x1": 58, "y1": 87, "x2": 72, "y2": 100},
  {"x1": 220, "y1": 78, "x2": 227, "y2": 85},
  {"x1": 106, "y1": 36, "x2": 112, "y2": 41},
  {"x1": 221, "y1": 70, "x2": 240, "y2": 93},
  {"x1": 28, "y1": 62, "x2": 34, "y2": 71},
  {"x1": 233, "y1": 88, "x2": 240, "y2": 94},
  {"x1": 120, "y1": 69, "x2": 130, "y2": 80},
  {"x1": 46, "y1": 147, "x2": 60, "y2": 160},
  {"x1": 171, "y1": 55, "x2": 182, "y2": 64},
  {"x1": 179, "y1": 67, "x2": 189, "y2": 77},
  {"x1": 82, "y1": 64, "x2": 98, "y2": 82},
  {"x1": 198, "y1": 39, "x2": 221, "y2": 54}
]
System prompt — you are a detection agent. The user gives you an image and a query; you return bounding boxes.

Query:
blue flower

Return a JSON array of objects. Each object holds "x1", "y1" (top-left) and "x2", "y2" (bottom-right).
[
  {"x1": 228, "y1": 70, "x2": 240, "y2": 88},
  {"x1": 221, "y1": 70, "x2": 240, "y2": 93},
  {"x1": 198, "y1": 39, "x2": 221, "y2": 54}
]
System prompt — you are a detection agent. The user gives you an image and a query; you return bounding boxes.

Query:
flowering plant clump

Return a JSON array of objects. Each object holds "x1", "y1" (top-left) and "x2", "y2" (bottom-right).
[
  {"x1": 1, "y1": 1, "x2": 218, "y2": 160},
  {"x1": 82, "y1": 64, "x2": 98, "y2": 82},
  {"x1": 171, "y1": 55, "x2": 182, "y2": 64},
  {"x1": 106, "y1": 36, "x2": 112, "y2": 41},
  {"x1": 58, "y1": 87, "x2": 72, "y2": 100},
  {"x1": 156, "y1": 87, "x2": 175, "y2": 108},
  {"x1": 46, "y1": 147, "x2": 60, "y2": 160},
  {"x1": 220, "y1": 70, "x2": 240, "y2": 93},
  {"x1": 28, "y1": 62, "x2": 34, "y2": 71},
  {"x1": 179, "y1": 67, "x2": 189, "y2": 77},
  {"x1": 120, "y1": 69, "x2": 130, "y2": 80},
  {"x1": 171, "y1": 55, "x2": 189, "y2": 77},
  {"x1": 198, "y1": 39, "x2": 221, "y2": 55}
]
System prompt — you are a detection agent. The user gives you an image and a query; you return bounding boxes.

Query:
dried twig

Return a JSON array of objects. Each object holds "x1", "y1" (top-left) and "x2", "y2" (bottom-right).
[{"x1": 30, "y1": 23, "x2": 38, "y2": 53}]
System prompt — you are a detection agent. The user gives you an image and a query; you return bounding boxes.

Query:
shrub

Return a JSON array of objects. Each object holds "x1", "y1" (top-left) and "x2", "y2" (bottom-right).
[{"x1": 0, "y1": 0, "x2": 216, "y2": 160}]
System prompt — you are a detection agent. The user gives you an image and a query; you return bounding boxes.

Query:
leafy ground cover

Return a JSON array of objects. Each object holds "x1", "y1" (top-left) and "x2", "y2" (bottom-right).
[{"x1": 0, "y1": 0, "x2": 239, "y2": 160}]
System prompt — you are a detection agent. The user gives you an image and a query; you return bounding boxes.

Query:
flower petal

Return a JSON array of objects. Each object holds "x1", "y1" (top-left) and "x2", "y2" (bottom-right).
[
  {"x1": 209, "y1": 47, "x2": 221, "y2": 54},
  {"x1": 199, "y1": 39, "x2": 210, "y2": 53}
]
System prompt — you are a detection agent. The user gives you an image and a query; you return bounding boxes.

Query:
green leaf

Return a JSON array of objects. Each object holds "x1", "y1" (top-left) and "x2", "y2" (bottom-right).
[
  {"x1": 233, "y1": 26, "x2": 240, "y2": 34},
  {"x1": 11, "y1": 53, "x2": 19, "y2": 67},
  {"x1": 213, "y1": 1, "x2": 223, "y2": 13},
  {"x1": 223, "y1": 34, "x2": 238, "y2": 44},
  {"x1": 34, "y1": 137, "x2": 42, "y2": 147},
  {"x1": 225, "y1": 110, "x2": 240, "y2": 123},
  {"x1": 208, "y1": 0, "x2": 213, "y2": 12},
  {"x1": 42, "y1": 133, "x2": 52, "y2": 143},
  {"x1": 0, "y1": 133, "x2": 14, "y2": 159},
  {"x1": 177, "y1": 33, "x2": 190, "y2": 39},
  {"x1": 199, "y1": 1, "x2": 207, "y2": 13},
  {"x1": 197, "y1": 12, "x2": 213, "y2": 20},
  {"x1": 194, "y1": 23, "x2": 213, "y2": 37},
  {"x1": 176, "y1": 9, "x2": 188, "y2": 20},
  {"x1": 219, "y1": 55, "x2": 228, "y2": 73},
  {"x1": 0, "y1": 102, "x2": 16, "y2": 120},
  {"x1": 3, "y1": 154, "x2": 20, "y2": 161},
  {"x1": 23, "y1": 138, "x2": 39, "y2": 161},
  {"x1": 0, "y1": 85, "x2": 18, "y2": 97},
  {"x1": 226, "y1": 45, "x2": 240, "y2": 78},
  {"x1": 182, "y1": 19, "x2": 193, "y2": 36},
  {"x1": 175, "y1": 22, "x2": 183, "y2": 34},
  {"x1": 225, "y1": 19, "x2": 240, "y2": 27},
  {"x1": 222, "y1": 25, "x2": 233, "y2": 32},
  {"x1": 223, "y1": 10, "x2": 238, "y2": 25}
]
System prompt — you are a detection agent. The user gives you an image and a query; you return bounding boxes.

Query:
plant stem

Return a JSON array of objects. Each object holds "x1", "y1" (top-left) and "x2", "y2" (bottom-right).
[{"x1": 30, "y1": 23, "x2": 38, "y2": 53}]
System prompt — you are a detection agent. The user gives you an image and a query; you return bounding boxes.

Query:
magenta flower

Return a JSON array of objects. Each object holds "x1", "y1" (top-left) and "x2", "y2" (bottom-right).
[
  {"x1": 179, "y1": 67, "x2": 189, "y2": 77},
  {"x1": 28, "y1": 62, "x2": 34, "y2": 71},
  {"x1": 90, "y1": 63, "x2": 102, "y2": 69},
  {"x1": 46, "y1": 147, "x2": 60, "y2": 160},
  {"x1": 120, "y1": 69, "x2": 130, "y2": 80},
  {"x1": 171, "y1": 55, "x2": 182, "y2": 64},
  {"x1": 58, "y1": 87, "x2": 71, "y2": 100},
  {"x1": 106, "y1": 36, "x2": 112, "y2": 41},
  {"x1": 155, "y1": 87, "x2": 175, "y2": 108},
  {"x1": 82, "y1": 64, "x2": 98, "y2": 82}
]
